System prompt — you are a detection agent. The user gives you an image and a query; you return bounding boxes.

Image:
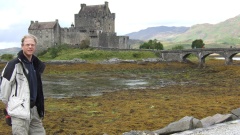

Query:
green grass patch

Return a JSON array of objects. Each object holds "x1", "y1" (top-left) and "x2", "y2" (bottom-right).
[{"x1": 38, "y1": 48, "x2": 158, "y2": 62}]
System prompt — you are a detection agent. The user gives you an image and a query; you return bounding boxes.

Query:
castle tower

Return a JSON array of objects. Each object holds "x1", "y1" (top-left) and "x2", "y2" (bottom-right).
[
  {"x1": 74, "y1": 1, "x2": 115, "y2": 33},
  {"x1": 28, "y1": 19, "x2": 61, "y2": 54}
]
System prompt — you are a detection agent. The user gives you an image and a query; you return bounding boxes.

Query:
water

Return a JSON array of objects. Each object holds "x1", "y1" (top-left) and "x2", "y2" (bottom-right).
[
  {"x1": 215, "y1": 57, "x2": 240, "y2": 60},
  {"x1": 42, "y1": 73, "x2": 180, "y2": 98}
]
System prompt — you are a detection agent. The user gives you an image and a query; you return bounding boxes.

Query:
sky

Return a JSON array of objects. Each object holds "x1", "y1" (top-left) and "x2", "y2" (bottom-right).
[{"x1": 1, "y1": 0, "x2": 240, "y2": 49}]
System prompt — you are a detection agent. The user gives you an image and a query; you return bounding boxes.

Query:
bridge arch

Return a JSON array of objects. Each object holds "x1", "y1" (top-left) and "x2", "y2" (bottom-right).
[
  {"x1": 198, "y1": 53, "x2": 217, "y2": 67},
  {"x1": 225, "y1": 53, "x2": 238, "y2": 65},
  {"x1": 182, "y1": 53, "x2": 197, "y2": 63},
  {"x1": 160, "y1": 48, "x2": 240, "y2": 67}
]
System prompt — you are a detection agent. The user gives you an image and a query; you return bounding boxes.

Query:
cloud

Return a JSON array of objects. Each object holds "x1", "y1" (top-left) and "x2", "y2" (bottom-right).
[
  {"x1": 0, "y1": 23, "x2": 28, "y2": 42},
  {"x1": 1, "y1": 0, "x2": 240, "y2": 49},
  {"x1": 0, "y1": 42, "x2": 20, "y2": 49}
]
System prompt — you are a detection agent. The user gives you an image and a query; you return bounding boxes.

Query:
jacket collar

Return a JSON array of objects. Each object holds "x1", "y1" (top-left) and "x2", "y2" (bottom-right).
[
  {"x1": 18, "y1": 50, "x2": 45, "y2": 73},
  {"x1": 18, "y1": 50, "x2": 34, "y2": 63}
]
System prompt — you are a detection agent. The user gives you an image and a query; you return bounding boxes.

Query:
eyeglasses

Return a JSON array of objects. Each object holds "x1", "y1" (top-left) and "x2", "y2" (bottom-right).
[{"x1": 24, "y1": 44, "x2": 36, "y2": 47}]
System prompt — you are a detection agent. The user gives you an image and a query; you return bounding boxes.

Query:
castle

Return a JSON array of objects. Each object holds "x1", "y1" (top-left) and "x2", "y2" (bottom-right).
[{"x1": 28, "y1": 2, "x2": 129, "y2": 53}]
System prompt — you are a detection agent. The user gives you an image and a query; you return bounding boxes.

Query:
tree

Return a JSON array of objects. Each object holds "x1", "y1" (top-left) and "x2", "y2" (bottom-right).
[
  {"x1": 139, "y1": 39, "x2": 163, "y2": 50},
  {"x1": 192, "y1": 39, "x2": 205, "y2": 49},
  {"x1": 1, "y1": 54, "x2": 14, "y2": 61},
  {"x1": 172, "y1": 45, "x2": 184, "y2": 50}
]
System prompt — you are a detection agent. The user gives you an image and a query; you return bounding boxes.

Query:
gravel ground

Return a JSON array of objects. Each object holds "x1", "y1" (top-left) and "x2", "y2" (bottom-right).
[{"x1": 173, "y1": 120, "x2": 240, "y2": 135}]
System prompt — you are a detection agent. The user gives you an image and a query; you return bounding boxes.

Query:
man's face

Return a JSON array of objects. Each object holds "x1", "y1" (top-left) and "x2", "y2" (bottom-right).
[{"x1": 21, "y1": 37, "x2": 36, "y2": 57}]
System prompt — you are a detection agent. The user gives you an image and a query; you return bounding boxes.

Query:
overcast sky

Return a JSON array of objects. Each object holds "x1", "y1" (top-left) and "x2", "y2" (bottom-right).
[{"x1": 1, "y1": 0, "x2": 240, "y2": 49}]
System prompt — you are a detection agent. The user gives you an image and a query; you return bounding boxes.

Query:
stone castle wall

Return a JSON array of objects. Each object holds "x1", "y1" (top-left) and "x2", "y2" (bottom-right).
[
  {"x1": 28, "y1": 2, "x2": 129, "y2": 54},
  {"x1": 61, "y1": 27, "x2": 90, "y2": 45},
  {"x1": 74, "y1": 2, "x2": 115, "y2": 33}
]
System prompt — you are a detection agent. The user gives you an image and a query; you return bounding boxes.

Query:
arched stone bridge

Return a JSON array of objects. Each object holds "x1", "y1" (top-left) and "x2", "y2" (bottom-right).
[{"x1": 160, "y1": 48, "x2": 240, "y2": 67}]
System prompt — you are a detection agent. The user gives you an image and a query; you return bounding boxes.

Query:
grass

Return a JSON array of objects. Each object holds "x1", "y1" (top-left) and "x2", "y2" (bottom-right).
[{"x1": 38, "y1": 48, "x2": 158, "y2": 62}]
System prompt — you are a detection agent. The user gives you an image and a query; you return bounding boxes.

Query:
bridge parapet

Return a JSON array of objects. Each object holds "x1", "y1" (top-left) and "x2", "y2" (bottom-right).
[{"x1": 161, "y1": 48, "x2": 240, "y2": 67}]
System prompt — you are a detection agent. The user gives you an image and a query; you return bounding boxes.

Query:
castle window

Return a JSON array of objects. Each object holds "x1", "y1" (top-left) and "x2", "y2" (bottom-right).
[
  {"x1": 90, "y1": 36, "x2": 97, "y2": 38},
  {"x1": 80, "y1": 30, "x2": 86, "y2": 32}
]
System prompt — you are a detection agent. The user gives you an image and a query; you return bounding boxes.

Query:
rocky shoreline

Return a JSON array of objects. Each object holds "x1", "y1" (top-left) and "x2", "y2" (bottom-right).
[
  {"x1": 123, "y1": 108, "x2": 240, "y2": 135},
  {"x1": 45, "y1": 58, "x2": 162, "y2": 64}
]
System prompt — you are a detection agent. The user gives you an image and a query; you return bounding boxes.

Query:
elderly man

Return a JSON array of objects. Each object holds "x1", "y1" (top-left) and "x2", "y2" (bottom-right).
[{"x1": 0, "y1": 34, "x2": 46, "y2": 135}]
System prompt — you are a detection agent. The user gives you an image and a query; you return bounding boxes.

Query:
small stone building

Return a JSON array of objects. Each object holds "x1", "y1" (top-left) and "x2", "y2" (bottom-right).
[{"x1": 28, "y1": 2, "x2": 129, "y2": 54}]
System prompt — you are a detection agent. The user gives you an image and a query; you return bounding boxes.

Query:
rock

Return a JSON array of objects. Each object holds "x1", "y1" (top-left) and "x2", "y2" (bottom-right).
[
  {"x1": 192, "y1": 118, "x2": 203, "y2": 128},
  {"x1": 201, "y1": 113, "x2": 234, "y2": 128},
  {"x1": 72, "y1": 58, "x2": 87, "y2": 63},
  {"x1": 231, "y1": 108, "x2": 240, "y2": 118},
  {"x1": 201, "y1": 116, "x2": 216, "y2": 128},
  {"x1": 154, "y1": 116, "x2": 199, "y2": 134},
  {"x1": 142, "y1": 58, "x2": 160, "y2": 62},
  {"x1": 152, "y1": 127, "x2": 168, "y2": 135},
  {"x1": 121, "y1": 60, "x2": 136, "y2": 63},
  {"x1": 214, "y1": 114, "x2": 234, "y2": 124},
  {"x1": 46, "y1": 59, "x2": 87, "y2": 64},
  {"x1": 166, "y1": 116, "x2": 194, "y2": 133},
  {"x1": 108, "y1": 58, "x2": 121, "y2": 63},
  {"x1": 122, "y1": 130, "x2": 157, "y2": 135},
  {"x1": 123, "y1": 108, "x2": 240, "y2": 135},
  {"x1": 100, "y1": 58, "x2": 122, "y2": 64}
]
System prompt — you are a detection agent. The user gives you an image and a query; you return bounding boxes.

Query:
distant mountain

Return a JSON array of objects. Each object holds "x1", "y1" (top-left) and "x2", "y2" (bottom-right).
[
  {"x1": 125, "y1": 14, "x2": 240, "y2": 48},
  {"x1": 0, "y1": 47, "x2": 21, "y2": 55},
  {"x1": 126, "y1": 26, "x2": 189, "y2": 41},
  {"x1": 171, "y1": 15, "x2": 240, "y2": 45}
]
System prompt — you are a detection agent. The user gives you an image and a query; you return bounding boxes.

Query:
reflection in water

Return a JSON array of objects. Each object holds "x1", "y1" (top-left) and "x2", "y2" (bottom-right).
[
  {"x1": 215, "y1": 57, "x2": 240, "y2": 60},
  {"x1": 125, "y1": 80, "x2": 148, "y2": 86},
  {"x1": 42, "y1": 74, "x2": 180, "y2": 98}
]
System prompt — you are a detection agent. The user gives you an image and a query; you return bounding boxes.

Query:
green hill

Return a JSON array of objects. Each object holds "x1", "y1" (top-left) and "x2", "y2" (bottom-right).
[
  {"x1": 126, "y1": 14, "x2": 240, "y2": 49},
  {"x1": 0, "y1": 47, "x2": 21, "y2": 56},
  {"x1": 170, "y1": 15, "x2": 240, "y2": 48}
]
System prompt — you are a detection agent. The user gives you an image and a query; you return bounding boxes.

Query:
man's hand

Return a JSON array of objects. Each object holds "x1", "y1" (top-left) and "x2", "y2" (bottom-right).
[{"x1": 3, "y1": 108, "x2": 11, "y2": 126}]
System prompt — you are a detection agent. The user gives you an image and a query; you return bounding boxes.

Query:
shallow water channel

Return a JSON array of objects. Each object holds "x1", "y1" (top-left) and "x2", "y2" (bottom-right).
[{"x1": 42, "y1": 72, "x2": 182, "y2": 98}]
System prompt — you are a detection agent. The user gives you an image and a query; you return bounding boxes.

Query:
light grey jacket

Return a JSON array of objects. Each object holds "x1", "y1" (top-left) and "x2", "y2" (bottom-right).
[
  {"x1": 1, "y1": 58, "x2": 31, "y2": 120},
  {"x1": 1, "y1": 50, "x2": 45, "y2": 119}
]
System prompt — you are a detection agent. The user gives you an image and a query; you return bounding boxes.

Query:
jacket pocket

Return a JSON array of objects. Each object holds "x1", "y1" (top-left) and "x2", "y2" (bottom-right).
[{"x1": 7, "y1": 96, "x2": 30, "y2": 120}]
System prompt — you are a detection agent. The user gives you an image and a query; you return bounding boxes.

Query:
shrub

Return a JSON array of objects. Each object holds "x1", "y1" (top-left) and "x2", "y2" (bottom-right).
[
  {"x1": 49, "y1": 47, "x2": 58, "y2": 58},
  {"x1": 172, "y1": 45, "x2": 185, "y2": 50},
  {"x1": 80, "y1": 40, "x2": 90, "y2": 49},
  {"x1": 139, "y1": 39, "x2": 164, "y2": 50},
  {"x1": 132, "y1": 53, "x2": 141, "y2": 58},
  {"x1": 1, "y1": 54, "x2": 14, "y2": 61},
  {"x1": 37, "y1": 49, "x2": 48, "y2": 57}
]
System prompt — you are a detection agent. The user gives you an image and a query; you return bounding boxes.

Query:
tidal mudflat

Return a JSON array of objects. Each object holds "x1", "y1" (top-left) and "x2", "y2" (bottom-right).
[{"x1": 0, "y1": 60, "x2": 240, "y2": 134}]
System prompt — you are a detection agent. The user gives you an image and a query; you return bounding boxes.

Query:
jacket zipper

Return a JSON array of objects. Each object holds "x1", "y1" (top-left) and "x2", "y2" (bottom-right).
[{"x1": 15, "y1": 78, "x2": 18, "y2": 96}]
